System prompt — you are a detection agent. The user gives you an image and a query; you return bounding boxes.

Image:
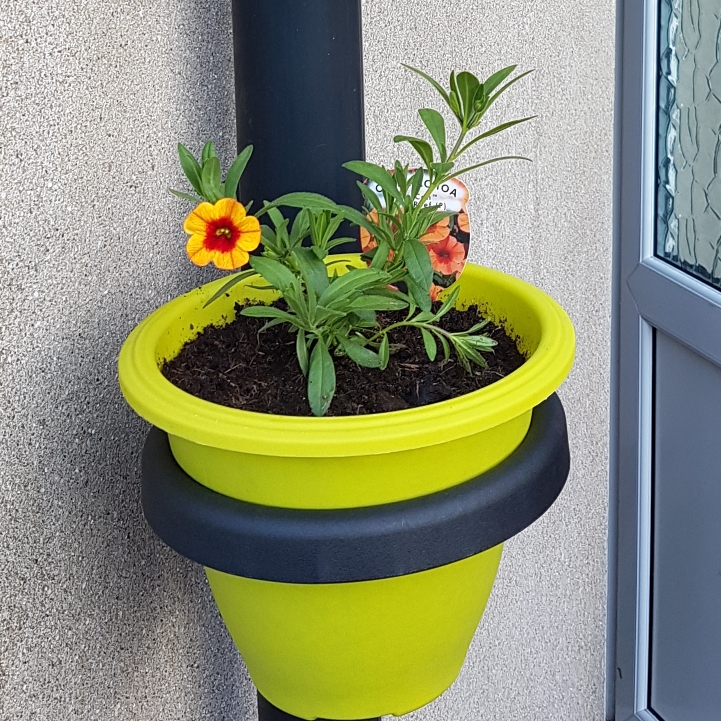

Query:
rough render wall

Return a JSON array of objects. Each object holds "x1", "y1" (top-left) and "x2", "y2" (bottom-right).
[{"x1": 0, "y1": 1, "x2": 615, "y2": 720}]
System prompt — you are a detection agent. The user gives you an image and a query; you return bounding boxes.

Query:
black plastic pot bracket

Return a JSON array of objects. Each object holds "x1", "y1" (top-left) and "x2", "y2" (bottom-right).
[{"x1": 141, "y1": 393, "x2": 570, "y2": 584}]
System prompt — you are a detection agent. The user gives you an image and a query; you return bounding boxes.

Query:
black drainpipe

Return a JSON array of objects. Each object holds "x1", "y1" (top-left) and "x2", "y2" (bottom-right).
[
  {"x1": 230, "y1": 4, "x2": 370, "y2": 718},
  {"x1": 232, "y1": 0, "x2": 365, "y2": 217}
]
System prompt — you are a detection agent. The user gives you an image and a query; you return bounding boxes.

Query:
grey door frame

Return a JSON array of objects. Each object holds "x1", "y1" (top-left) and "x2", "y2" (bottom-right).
[{"x1": 611, "y1": 1, "x2": 721, "y2": 720}]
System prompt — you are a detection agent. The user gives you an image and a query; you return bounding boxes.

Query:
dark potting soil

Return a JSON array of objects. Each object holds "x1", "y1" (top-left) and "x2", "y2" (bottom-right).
[{"x1": 162, "y1": 304, "x2": 527, "y2": 417}]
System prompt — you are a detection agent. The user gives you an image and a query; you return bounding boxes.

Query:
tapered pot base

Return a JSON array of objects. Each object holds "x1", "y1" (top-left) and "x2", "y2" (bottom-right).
[{"x1": 209, "y1": 546, "x2": 503, "y2": 720}]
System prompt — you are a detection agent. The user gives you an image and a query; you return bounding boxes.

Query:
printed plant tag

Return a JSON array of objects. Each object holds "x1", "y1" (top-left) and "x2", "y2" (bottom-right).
[{"x1": 359, "y1": 171, "x2": 471, "y2": 300}]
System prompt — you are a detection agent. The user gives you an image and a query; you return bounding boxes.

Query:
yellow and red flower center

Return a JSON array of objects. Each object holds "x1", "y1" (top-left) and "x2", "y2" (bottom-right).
[
  {"x1": 184, "y1": 198, "x2": 262, "y2": 271},
  {"x1": 204, "y1": 219, "x2": 239, "y2": 252}
]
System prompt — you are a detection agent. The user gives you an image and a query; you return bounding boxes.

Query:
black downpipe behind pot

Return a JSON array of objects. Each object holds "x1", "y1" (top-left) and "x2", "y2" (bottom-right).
[{"x1": 232, "y1": 0, "x2": 365, "y2": 218}]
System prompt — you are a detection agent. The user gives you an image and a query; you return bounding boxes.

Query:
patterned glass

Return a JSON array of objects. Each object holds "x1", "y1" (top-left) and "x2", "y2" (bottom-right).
[{"x1": 657, "y1": 0, "x2": 721, "y2": 288}]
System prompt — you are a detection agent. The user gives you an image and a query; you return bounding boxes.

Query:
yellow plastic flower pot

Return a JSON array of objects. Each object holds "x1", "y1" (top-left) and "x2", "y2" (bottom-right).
[{"x1": 118, "y1": 257, "x2": 575, "y2": 720}]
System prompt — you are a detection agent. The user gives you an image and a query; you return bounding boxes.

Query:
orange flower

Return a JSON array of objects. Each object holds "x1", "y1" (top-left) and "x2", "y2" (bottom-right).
[
  {"x1": 457, "y1": 212, "x2": 470, "y2": 233},
  {"x1": 421, "y1": 216, "x2": 450, "y2": 243},
  {"x1": 184, "y1": 198, "x2": 261, "y2": 270},
  {"x1": 429, "y1": 283, "x2": 443, "y2": 302},
  {"x1": 360, "y1": 210, "x2": 379, "y2": 252},
  {"x1": 427, "y1": 236, "x2": 466, "y2": 276}
]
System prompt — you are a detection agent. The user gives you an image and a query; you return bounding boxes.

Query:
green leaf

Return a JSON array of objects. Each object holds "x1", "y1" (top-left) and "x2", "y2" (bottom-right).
[
  {"x1": 458, "y1": 117, "x2": 536, "y2": 156},
  {"x1": 393, "y1": 135, "x2": 434, "y2": 169},
  {"x1": 169, "y1": 188, "x2": 204, "y2": 204},
  {"x1": 263, "y1": 192, "x2": 339, "y2": 213},
  {"x1": 379, "y1": 334, "x2": 390, "y2": 370},
  {"x1": 315, "y1": 305, "x2": 349, "y2": 324},
  {"x1": 455, "y1": 71, "x2": 481, "y2": 123},
  {"x1": 450, "y1": 155, "x2": 531, "y2": 179},
  {"x1": 486, "y1": 69, "x2": 534, "y2": 110},
  {"x1": 177, "y1": 143, "x2": 203, "y2": 196},
  {"x1": 403, "y1": 238, "x2": 433, "y2": 291},
  {"x1": 296, "y1": 329, "x2": 309, "y2": 375},
  {"x1": 435, "y1": 285, "x2": 461, "y2": 319},
  {"x1": 402, "y1": 64, "x2": 451, "y2": 105},
  {"x1": 449, "y1": 71, "x2": 462, "y2": 120},
  {"x1": 430, "y1": 161, "x2": 455, "y2": 176},
  {"x1": 337, "y1": 204, "x2": 381, "y2": 236},
  {"x1": 224, "y1": 145, "x2": 253, "y2": 199},
  {"x1": 203, "y1": 269, "x2": 257, "y2": 308},
  {"x1": 448, "y1": 90, "x2": 461, "y2": 119},
  {"x1": 318, "y1": 268, "x2": 390, "y2": 309},
  {"x1": 483, "y1": 65, "x2": 517, "y2": 95},
  {"x1": 249, "y1": 256, "x2": 297, "y2": 292},
  {"x1": 357, "y1": 181, "x2": 383, "y2": 213},
  {"x1": 370, "y1": 240, "x2": 391, "y2": 269},
  {"x1": 201, "y1": 141, "x2": 216, "y2": 164},
  {"x1": 350, "y1": 308, "x2": 377, "y2": 325},
  {"x1": 410, "y1": 168, "x2": 425, "y2": 201},
  {"x1": 343, "y1": 161, "x2": 401, "y2": 202},
  {"x1": 201, "y1": 156, "x2": 222, "y2": 201},
  {"x1": 293, "y1": 247, "x2": 329, "y2": 297},
  {"x1": 308, "y1": 339, "x2": 336, "y2": 416},
  {"x1": 438, "y1": 333, "x2": 451, "y2": 360},
  {"x1": 340, "y1": 337, "x2": 382, "y2": 368},
  {"x1": 290, "y1": 208, "x2": 311, "y2": 247},
  {"x1": 240, "y1": 305, "x2": 296, "y2": 323},
  {"x1": 421, "y1": 329, "x2": 437, "y2": 361},
  {"x1": 405, "y1": 275, "x2": 432, "y2": 312},
  {"x1": 349, "y1": 295, "x2": 408, "y2": 311},
  {"x1": 266, "y1": 205, "x2": 287, "y2": 230},
  {"x1": 419, "y1": 108, "x2": 447, "y2": 162}
]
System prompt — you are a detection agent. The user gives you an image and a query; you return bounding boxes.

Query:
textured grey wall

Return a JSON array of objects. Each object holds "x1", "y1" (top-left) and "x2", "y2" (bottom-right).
[{"x1": 0, "y1": 1, "x2": 614, "y2": 720}]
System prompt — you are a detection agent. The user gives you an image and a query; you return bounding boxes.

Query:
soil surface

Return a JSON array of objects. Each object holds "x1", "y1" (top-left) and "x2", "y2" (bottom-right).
[{"x1": 162, "y1": 303, "x2": 526, "y2": 417}]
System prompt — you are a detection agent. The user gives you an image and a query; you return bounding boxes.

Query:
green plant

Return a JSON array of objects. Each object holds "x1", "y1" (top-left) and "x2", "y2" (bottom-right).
[{"x1": 172, "y1": 64, "x2": 532, "y2": 416}]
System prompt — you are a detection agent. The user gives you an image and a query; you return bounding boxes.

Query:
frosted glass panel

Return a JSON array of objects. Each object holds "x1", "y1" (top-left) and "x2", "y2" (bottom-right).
[{"x1": 657, "y1": 0, "x2": 721, "y2": 288}]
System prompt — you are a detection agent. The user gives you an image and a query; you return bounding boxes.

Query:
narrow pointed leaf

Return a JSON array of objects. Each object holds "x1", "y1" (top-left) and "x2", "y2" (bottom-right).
[
  {"x1": 404, "y1": 237, "x2": 433, "y2": 291},
  {"x1": 483, "y1": 65, "x2": 517, "y2": 95},
  {"x1": 419, "y1": 108, "x2": 447, "y2": 161},
  {"x1": 393, "y1": 135, "x2": 434, "y2": 169},
  {"x1": 224, "y1": 145, "x2": 253, "y2": 199},
  {"x1": 421, "y1": 329, "x2": 437, "y2": 361},
  {"x1": 262, "y1": 192, "x2": 339, "y2": 213},
  {"x1": 340, "y1": 338, "x2": 382, "y2": 368},
  {"x1": 296, "y1": 329, "x2": 309, "y2": 375},
  {"x1": 456, "y1": 72, "x2": 481, "y2": 123},
  {"x1": 201, "y1": 141, "x2": 216, "y2": 164},
  {"x1": 430, "y1": 161, "x2": 455, "y2": 176},
  {"x1": 370, "y1": 240, "x2": 390, "y2": 269},
  {"x1": 405, "y1": 275, "x2": 432, "y2": 312},
  {"x1": 357, "y1": 181, "x2": 383, "y2": 213},
  {"x1": 201, "y1": 156, "x2": 222, "y2": 201},
  {"x1": 458, "y1": 117, "x2": 536, "y2": 155},
  {"x1": 343, "y1": 161, "x2": 401, "y2": 201},
  {"x1": 348, "y1": 295, "x2": 407, "y2": 311},
  {"x1": 410, "y1": 168, "x2": 425, "y2": 201},
  {"x1": 379, "y1": 334, "x2": 390, "y2": 370},
  {"x1": 318, "y1": 268, "x2": 390, "y2": 308},
  {"x1": 170, "y1": 188, "x2": 204, "y2": 204},
  {"x1": 249, "y1": 256, "x2": 297, "y2": 292},
  {"x1": 203, "y1": 269, "x2": 256, "y2": 308},
  {"x1": 177, "y1": 144, "x2": 203, "y2": 196},
  {"x1": 401, "y1": 64, "x2": 451, "y2": 104},
  {"x1": 487, "y1": 69, "x2": 534, "y2": 109},
  {"x1": 435, "y1": 286, "x2": 461, "y2": 319},
  {"x1": 450, "y1": 156, "x2": 531, "y2": 179},
  {"x1": 240, "y1": 305, "x2": 296, "y2": 322},
  {"x1": 293, "y1": 247, "x2": 329, "y2": 297},
  {"x1": 308, "y1": 339, "x2": 336, "y2": 416}
]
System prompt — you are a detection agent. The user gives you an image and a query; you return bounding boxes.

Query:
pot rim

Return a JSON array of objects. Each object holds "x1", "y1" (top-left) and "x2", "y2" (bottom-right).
[{"x1": 118, "y1": 260, "x2": 575, "y2": 457}]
